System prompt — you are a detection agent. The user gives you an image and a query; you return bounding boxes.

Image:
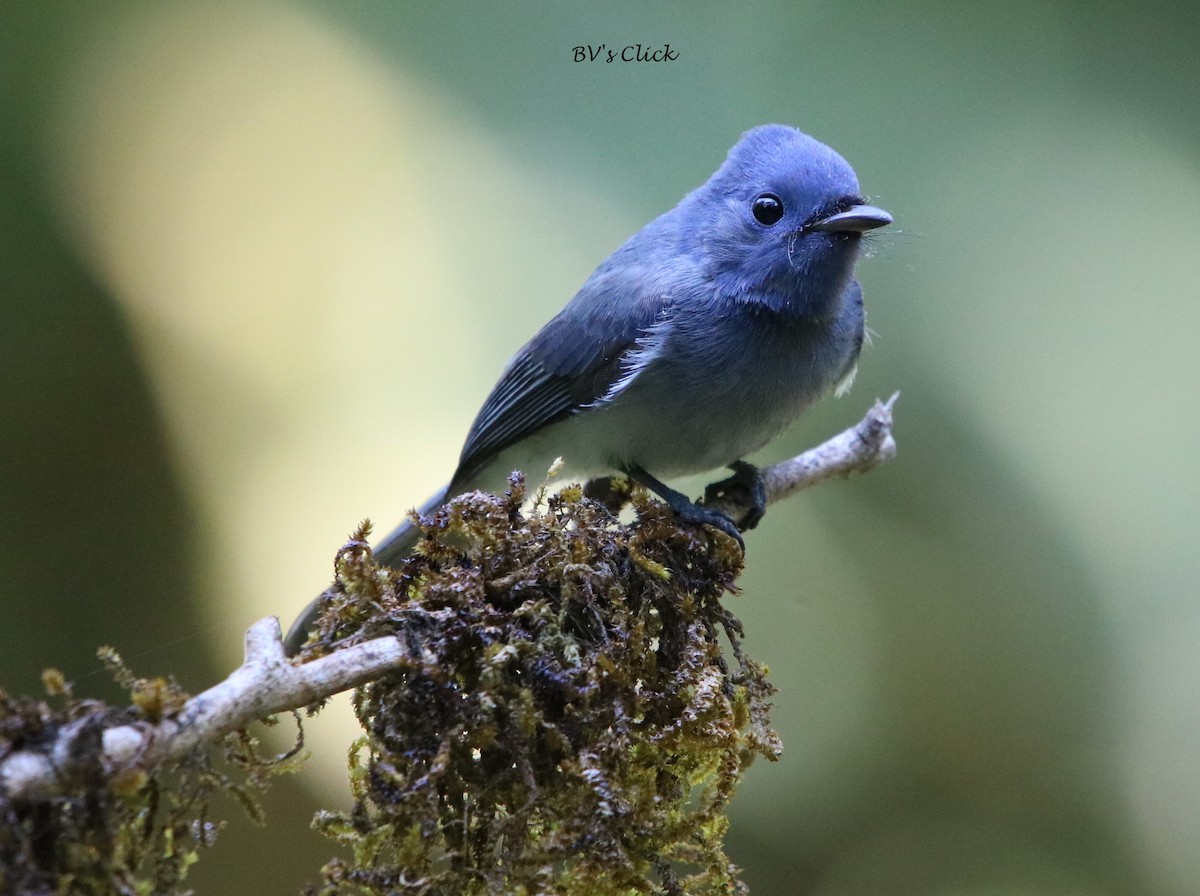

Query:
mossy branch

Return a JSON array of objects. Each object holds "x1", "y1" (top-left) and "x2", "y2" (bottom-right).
[
  {"x1": 0, "y1": 618, "x2": 427, "y2": 802},
  {"x1": 0, "y1": 397, "x2": 897, "y2": 895}
]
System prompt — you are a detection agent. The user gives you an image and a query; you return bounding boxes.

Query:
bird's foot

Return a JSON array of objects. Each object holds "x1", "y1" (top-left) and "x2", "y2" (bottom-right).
[
  {"x1": 624, "y1": 465, "x2": 744, "y2": 549},
  {"x1": 671, "y1": 498, "x2": 745, "y2": 548},
  {"x1": 703, "y1": 460, "x2": 767, "y2": 531}
]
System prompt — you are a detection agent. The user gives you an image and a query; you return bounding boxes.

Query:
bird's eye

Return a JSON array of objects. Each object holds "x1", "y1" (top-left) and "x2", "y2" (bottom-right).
[{"x1": 751, "y1": 193, "x2": 784, "y2": 226}]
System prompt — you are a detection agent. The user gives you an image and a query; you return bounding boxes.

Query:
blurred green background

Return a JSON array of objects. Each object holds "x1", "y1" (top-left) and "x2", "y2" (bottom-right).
[{"x1": 3, "y1": 2, "x2": 1198, "y2": 893}]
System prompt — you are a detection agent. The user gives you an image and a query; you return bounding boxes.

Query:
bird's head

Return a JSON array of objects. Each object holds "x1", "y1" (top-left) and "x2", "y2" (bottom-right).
[{"x1": 695, "y1": 124, "x2": 891, "y2": 319}]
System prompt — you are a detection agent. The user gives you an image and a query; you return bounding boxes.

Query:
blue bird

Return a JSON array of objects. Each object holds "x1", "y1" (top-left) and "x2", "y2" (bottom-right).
[{"x1": 285, "y1": 124, "x2": 890, "y2": 653}]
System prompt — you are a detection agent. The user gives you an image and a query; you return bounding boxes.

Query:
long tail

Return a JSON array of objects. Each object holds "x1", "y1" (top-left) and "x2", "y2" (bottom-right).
[{"x1": 282, "y1": 485, "x2": 451, "y2": 656}]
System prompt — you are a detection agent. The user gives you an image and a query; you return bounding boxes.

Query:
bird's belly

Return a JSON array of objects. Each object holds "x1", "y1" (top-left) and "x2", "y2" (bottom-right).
[
  {"x1": 469, "y1": 316, "x2": 854, "y2": 491},
  {"x1": 467, "y1": 385, "x2": 790, "y2": 494},
  {"x1": 603, "y1": 315, "x2": 854, "y2": 476},
  {"x1": 588, "y1": 375, "x2": 814, "y2": 476}
]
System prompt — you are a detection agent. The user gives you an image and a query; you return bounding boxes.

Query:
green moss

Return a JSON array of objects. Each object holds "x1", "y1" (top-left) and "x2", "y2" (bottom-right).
[{"x1": 307, "y1": 475, "x2": 780, "y2": 895}]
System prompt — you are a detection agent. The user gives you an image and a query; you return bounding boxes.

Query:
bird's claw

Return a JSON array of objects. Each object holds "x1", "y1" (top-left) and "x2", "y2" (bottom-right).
[
  {"x1": 623, "y1": 464, "x2": 745, "y2": 550},
  {"x1": 702, "y1": 461, "x2": 766, "y2": 531},
  {"x1": 674, "y1": 501, "x2": 745, "y2": 549}
]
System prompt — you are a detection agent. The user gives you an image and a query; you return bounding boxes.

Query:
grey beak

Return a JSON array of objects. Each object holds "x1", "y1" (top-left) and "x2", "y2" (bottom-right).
[{"x1": 809, "y1": 204, "x2": 893, "y2": 233}]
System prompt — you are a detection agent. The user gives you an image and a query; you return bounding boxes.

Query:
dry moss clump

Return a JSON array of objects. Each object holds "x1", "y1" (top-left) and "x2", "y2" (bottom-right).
[{"x1": 306, "y1": 475, "x2": 781, "y2": 896}]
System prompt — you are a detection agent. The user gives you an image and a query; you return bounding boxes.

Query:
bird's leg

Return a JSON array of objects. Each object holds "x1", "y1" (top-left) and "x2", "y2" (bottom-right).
[
  {"x1": 703, "y1": 460, "x2": 767, "y2": 530},
  {"x1": 624, "y1": 465, "x2": 744, "y2": 548}
]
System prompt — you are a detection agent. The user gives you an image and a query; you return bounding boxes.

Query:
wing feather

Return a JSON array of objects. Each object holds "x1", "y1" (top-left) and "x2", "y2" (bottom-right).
[{"x1": 450, "y1": 222, "x2": 693, "y2": 487}]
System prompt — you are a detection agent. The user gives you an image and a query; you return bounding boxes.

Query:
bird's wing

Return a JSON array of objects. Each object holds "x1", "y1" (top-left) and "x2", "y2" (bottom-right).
[{"x1": 451, "y1": 267, "x2": 675, "y2": 488}]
